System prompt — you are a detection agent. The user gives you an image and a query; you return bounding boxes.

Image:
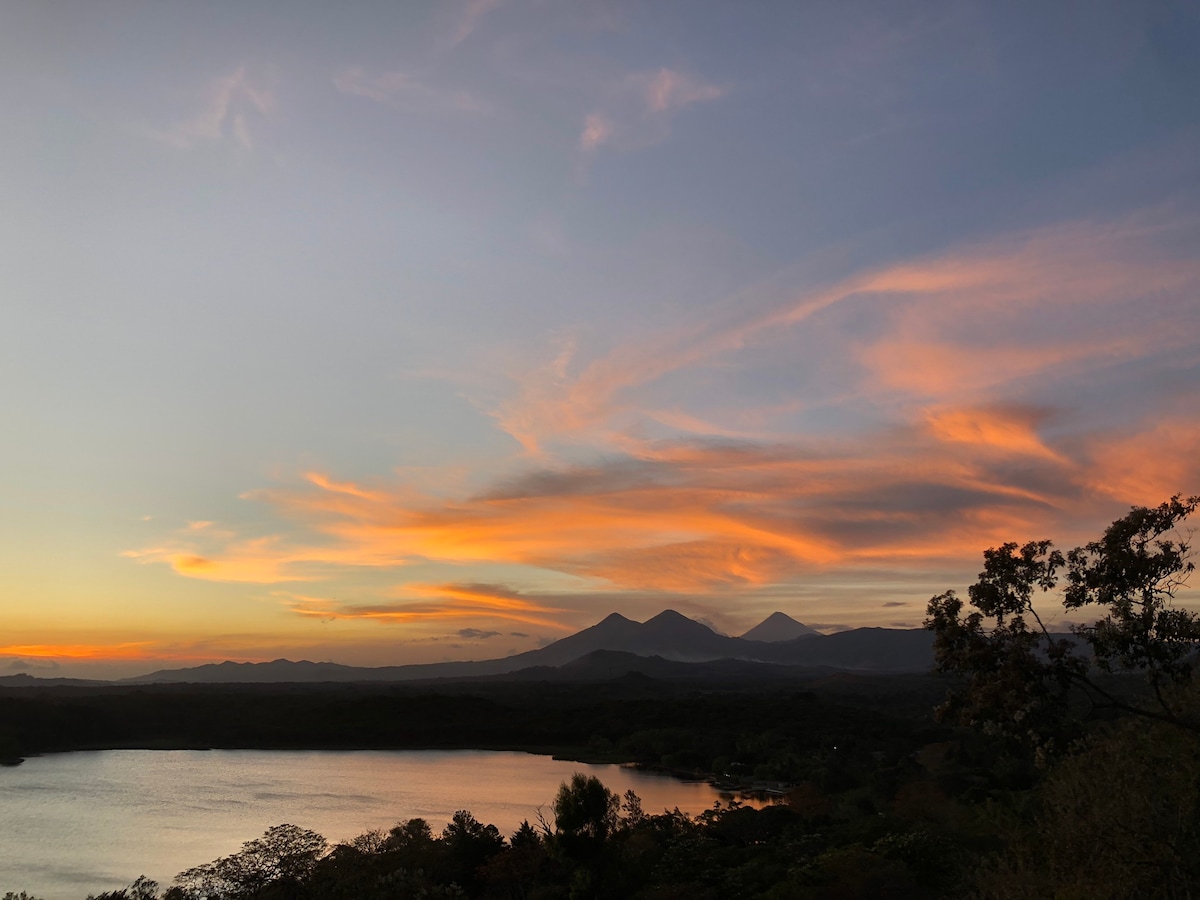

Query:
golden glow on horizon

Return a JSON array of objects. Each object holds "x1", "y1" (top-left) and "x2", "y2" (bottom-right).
[{"x1": 0, "y1": 642, "x2": 159, "y2": 661}]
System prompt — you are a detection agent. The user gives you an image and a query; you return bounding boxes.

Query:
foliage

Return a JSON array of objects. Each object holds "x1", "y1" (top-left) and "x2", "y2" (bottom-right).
[
  {"x1": 926, "y1": 495, "x2": 1200, "y2": 756},
  {"x1": 971, "y1": 712, "x2": 1200, "y2": 900},
  {"x1": 552, "y1": 773, "x2": 620, "y2": 847},
  {"x1": 441, "y1": 810, "x2": 506, "y2": 892},
  {"x1": 169, "y1": 824, "x2": 326, "y2": 899},
  {"x1": 45, "y1": 760, "x2": 998, "y2": 900},
  {"x1": 86, "y1": 877, "x2": 159, "y2": 900}
]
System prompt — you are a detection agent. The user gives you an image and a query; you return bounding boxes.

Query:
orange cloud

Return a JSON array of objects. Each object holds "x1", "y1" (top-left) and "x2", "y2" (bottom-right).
[
  {"x1": 1083, "y1": 415, "x2": 1200, "y2": 506},
  {"x1": 130, "y1": 211, "x2": 1200, "y2": 622},
  {"x1": 0, "y1": 642, "x2": 158, "y2": 660},
  {"x1": 494, "y1": 213, "x2": 1200, "y2": 453},
  {"x1": 925, "y1": 406, "x2": 1066, "y2": 462},
  {"x1": 131, "y1": 421, "x2": 1081, "y2": 599},
  {"x1": 279, "y1": 583, "x2": 572, "y2": 631}
]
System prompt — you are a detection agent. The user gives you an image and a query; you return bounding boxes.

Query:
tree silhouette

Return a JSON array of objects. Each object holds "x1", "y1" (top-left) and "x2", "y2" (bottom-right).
[
  {"x1": 552, "y1": 773, "x2": 620, "y2": 848},
  {"x1": 926, "y1": 495, "x2": 1200, "y2": 756},
  {"x1": 169, "y1": 824, "x2": 326, "y2": 899},
  {"x1": 441, "y1": 810, "x2": 506, "y2": 892}
]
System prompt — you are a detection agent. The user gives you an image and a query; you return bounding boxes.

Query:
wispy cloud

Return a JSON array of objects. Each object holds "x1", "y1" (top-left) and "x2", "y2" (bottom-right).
[
  {"x1": 334, "y1": 66, "x2": 491, "y2": 115},
  {"x1": 129, "y1": 423, "x2": 1079, "y2": 600},
  {"x1": 0, "y1": 642, "x2": 158, "y2": 660},
  {"x1": 449, "y1": 0, "x2": 504, "y2": 49},
  {"x1": 579, "y1": 113, "x2": 612, "y2": 151},
  {"x1": 146, "y1": 67, "x2": 272, "y2": 150},
  {"x1": 130, "y1": 210, "x2": 1200, "y2": 627},
  {"x1": 924, "y1": 406, "x2": 1066, "y2": 463},
  {"x1": 279, "y1": 582, "x2": 571, "y2": 631},
  {"x1": 579, "y1": 66, "x2": 727, "y2": 154},
  {"x1": 640, "y1": 68, "x2": 726, "y2": 113},
  {"x1": 494, "y1": 213, "x2": 1200, "y2": 453},
  {"x1": 458, "y1": 628, "x2": 501, "y2": 639}
]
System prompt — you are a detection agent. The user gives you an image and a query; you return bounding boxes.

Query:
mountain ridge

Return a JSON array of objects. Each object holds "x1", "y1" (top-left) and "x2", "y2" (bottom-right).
[
  {"x1": 115, "y1": 610, "x2": 936, "y2": 684},
  {"x1": 740, "y1": 611, "x2": 820, "y2": 642}
]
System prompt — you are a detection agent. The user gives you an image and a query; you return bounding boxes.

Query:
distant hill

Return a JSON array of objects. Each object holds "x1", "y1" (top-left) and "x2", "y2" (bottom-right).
[
  {"x1": 498, "y1": 649, "x2": 841, "y2": 684},
  {"x1": 522, "y1": 609, "x2": 745, "y2": 665},
  {"x1": 0, "y1": 673, "x2": 108, "y2": 688},
  {"x1": 122, "y1": 660, "x2": 369, "y2": 684},
  {"x1": 124, "y1": 610, "x2": 938, "y2": 684},
  {"x1": 740, "y1": 611, "x2": 819, "y2": 642},
  {"x1": 755, "y1": 628, "x2": 936, "y2": 671}
]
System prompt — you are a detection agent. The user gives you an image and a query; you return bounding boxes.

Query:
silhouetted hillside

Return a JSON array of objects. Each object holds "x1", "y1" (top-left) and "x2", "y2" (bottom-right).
[
  {"x1": 756, "y1": 627, "x2": 937, "y2": 671},
  {"x1": 124, "y1": 610, "x2": 938, "y2": 683},
  {"x1": 498, "y1": 649, "x2": 840, "y2": 683}
]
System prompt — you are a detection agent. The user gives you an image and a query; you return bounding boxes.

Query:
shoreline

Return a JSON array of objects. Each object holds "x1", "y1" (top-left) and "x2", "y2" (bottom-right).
[{"x1": 2, "y1": 745, "x2": 794, "y2": 802}]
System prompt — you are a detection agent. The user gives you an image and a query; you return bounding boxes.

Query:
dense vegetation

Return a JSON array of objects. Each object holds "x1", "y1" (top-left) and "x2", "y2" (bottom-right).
[
  {"x1": 5, "y1": 497, "x2": 1200, "y2": 898},
  {"x1": 0, "y1": 675, "x2": 942, "y2": 784}
]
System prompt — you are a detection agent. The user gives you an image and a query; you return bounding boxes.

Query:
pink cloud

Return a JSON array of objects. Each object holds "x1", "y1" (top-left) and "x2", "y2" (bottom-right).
[
  {"x1": 579, "y1": 113, "x2": 613, "y2": 151},
  {"x1": 493, "y1": 213, "x2": 1200, "y2": 453},
  {"x1": 641, "y1": 68, "x2": 726, "y2": 113},
  {"x1": 147, "y1": 67, "x2": 273, "y2": 151},
  {"x1": 579, "y1": 67, "x2": 726, "y2": 158},
  {"x1": 334, "y1": 67, "x2": 490, "y2": 115}
]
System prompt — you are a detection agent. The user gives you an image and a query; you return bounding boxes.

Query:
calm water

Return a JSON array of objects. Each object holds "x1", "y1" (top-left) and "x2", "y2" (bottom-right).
[{"x1": 1, "y1": 749, "x2": 730, "y2": 900}]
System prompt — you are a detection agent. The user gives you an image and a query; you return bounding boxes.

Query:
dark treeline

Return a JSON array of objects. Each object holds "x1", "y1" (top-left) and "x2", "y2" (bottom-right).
[
  {"x1": 9, "y1": 675, "x2": 1200, "y2": 898},
  {"x1": 0, "y1": 674, "x2": 943, "y2": 784},
  {"x1": 19, "y1": 698, "x2": 1200, "y2": 900}
]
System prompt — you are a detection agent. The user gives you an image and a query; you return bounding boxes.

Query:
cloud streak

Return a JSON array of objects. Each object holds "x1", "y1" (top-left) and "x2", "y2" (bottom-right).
[
  {"x1": 495, "y1": 213, "x2": 1200, "y2": 452},
  {"x1": 147, "y1": 68, "x2": 272, "y2": 150},
  {"x1": 579, "y1": 66, "x2": 726, "y2": 154},
  {"x1": 0, "y1": 642, "x2": 158, "y2": 661},
  {"x1": 334, "y1": 67, "x2": 491, "y2": 115},
  {"x1": 130, "y1": 211, "x2": 1200, "y2": 630},
  {"x1": 279, "y1": 582, "x2": 571, "y2": 631},
  {"x1": 448, "y1": 0, "x2": 504, "y2": 49}
]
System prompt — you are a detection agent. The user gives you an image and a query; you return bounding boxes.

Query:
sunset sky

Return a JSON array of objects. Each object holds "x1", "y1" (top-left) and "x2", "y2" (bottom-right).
[{"x1": 3, "y1": 2, "x2": 1199, "y2": 678}]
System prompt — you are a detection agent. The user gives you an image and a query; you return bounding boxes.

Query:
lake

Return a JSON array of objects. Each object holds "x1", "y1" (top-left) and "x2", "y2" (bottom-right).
[{"x1": 0, "y1": 749, "x2": 733, "y2": 900}]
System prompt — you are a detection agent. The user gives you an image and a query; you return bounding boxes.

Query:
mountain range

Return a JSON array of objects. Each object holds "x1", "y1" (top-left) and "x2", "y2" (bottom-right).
[{"x1": 112, "y1": 610, "x2": 936, "y2": 684}]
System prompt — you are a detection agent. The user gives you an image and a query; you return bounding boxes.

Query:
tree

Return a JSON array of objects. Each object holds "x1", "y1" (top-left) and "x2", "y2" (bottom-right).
[
  {"x1": 925, "y1": 495, "x2": 1200, "y2": 756},
  {"x1": 385, "y1": 817, "x2": 435, "y2": 853},
  {"x1": 552, "y1": 773, "x2": 620, "y2": 848},
  {"x1": 170, "y1": 824, "x2": 326, "y2": 899},
  {"x1": 441, "y1": 809, "x2": 506, "y2": 891},
  {"x1": 86, "y1": 878, "x2": 159, "y2": 900}
]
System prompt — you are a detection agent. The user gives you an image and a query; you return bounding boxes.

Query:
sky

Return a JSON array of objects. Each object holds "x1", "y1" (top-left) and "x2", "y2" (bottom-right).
[{"x1": 2, "y1": 1, "x2": 1199, "y2": 679}]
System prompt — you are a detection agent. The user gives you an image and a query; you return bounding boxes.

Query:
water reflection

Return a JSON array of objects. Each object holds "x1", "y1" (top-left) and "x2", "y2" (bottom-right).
[{"x1": 0, "y1": 749, "x2": 735, "y2": 900}]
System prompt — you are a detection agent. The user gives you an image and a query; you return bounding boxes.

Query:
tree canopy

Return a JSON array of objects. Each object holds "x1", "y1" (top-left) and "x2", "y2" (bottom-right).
[{"x1": 926, "y1": 494, "x2": 1200, "y2": 756}]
